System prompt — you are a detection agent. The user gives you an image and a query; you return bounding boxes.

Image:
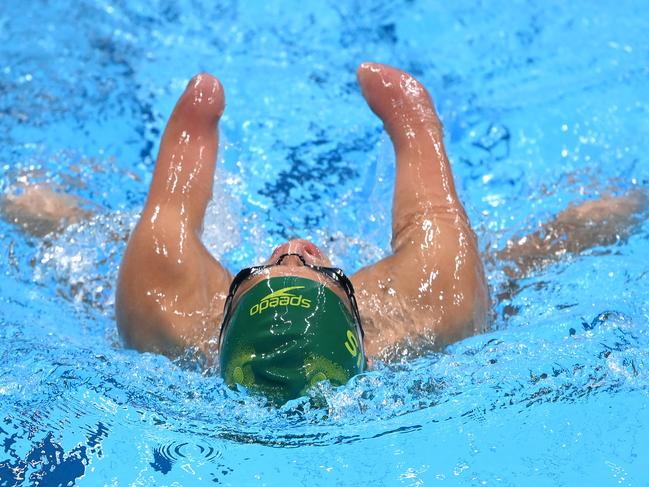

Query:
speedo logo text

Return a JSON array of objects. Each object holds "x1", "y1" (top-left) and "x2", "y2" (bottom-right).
[{"x1": 249, "y1": 286, "x2": 312, "y2": 316}]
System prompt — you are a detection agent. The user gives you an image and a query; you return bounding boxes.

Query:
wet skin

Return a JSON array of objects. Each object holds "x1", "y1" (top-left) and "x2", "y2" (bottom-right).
[{"x1": 115, "y1": 63, "x2": 490, "y2": 360}]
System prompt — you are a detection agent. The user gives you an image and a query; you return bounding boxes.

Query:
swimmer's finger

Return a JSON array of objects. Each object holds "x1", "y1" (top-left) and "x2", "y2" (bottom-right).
[{"x1": 145, "y1": 73, "x2": 225, "y2": 230}]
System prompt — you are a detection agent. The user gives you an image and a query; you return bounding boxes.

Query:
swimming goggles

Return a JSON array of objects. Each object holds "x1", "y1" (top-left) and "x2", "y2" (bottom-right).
[{"x1": 218, "y1": 253, "x2": 364, "y2": 348}]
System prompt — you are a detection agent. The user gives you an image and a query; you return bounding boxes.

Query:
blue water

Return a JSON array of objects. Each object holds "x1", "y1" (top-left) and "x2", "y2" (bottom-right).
[{"x1": 1, "y1": 0, "x2": 648, "y2": 485}]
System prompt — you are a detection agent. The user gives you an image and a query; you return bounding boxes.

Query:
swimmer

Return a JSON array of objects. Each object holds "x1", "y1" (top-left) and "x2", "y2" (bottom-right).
[
  {"x1": 113, "y1": 62, "x2": 647, "y2": 402},
  {"x1": 2, "y1": 63, "x2": 645, "y2": 403},
  {"x1": 114, "y1": 63, "x2": 493, "y2": 402}
]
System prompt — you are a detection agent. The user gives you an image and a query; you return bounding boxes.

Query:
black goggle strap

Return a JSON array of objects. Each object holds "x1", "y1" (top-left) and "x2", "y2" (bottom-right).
[{"x1": 217, "y1": 265, "x2": 264, "y2": 347}]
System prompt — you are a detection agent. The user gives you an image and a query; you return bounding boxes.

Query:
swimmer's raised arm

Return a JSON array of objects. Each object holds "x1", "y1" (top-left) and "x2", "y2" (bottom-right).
[
  {"x1": 351, "y1": 63, "x2": 489, "y2": 356},
  {"x1": 116, "y1": 74, "x2": 232, "y2": 356}
]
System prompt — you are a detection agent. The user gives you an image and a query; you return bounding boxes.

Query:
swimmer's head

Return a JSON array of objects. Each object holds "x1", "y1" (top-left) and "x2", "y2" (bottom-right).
[{"x1": 218, "y1": 240, "x2": 366, "y2": 404}]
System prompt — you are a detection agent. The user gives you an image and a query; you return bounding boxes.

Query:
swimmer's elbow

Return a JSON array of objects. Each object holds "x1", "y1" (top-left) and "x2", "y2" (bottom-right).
[
  {"x1": 115, "y1": 275, "x2": 186, "y2": 358},
  {"x1": 434, "y1": 255, "x2": 490, "y2": 345},
  {"x1": 115, "y1": 297, "x2": 185, "y2": 358}
]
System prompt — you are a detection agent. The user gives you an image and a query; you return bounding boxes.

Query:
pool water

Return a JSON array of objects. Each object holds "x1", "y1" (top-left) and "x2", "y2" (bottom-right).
[{"x1": 1, "y1": 0, "x2": 648, "y2": 485}]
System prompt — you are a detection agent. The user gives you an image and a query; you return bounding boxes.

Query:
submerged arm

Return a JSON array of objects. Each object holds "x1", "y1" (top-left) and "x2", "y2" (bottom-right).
[{"x1": 497, "y1": 189, "x2": 648, "y2": 278}]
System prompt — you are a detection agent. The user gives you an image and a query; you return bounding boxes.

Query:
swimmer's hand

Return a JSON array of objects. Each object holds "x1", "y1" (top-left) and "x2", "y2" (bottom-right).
[{"x1": 116, "y1": 74, "x2": 232, "y2": 358}]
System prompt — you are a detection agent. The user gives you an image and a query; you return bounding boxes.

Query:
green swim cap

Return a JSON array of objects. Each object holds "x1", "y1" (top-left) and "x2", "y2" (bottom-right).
[{"x1": 219, "y1": 276, "x2": 366, "y2": 404}]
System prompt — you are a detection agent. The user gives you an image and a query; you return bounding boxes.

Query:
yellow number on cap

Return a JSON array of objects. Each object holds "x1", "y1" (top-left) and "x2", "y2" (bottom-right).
[{"x1": 345, "y1": 330, "x2": 358, "y2": 357}]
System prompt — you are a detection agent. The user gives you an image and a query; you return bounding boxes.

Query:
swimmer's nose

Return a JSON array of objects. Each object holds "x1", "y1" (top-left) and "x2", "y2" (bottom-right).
[{"x1": 270, "y1": 239, "x2": 323, "y2": 264}]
